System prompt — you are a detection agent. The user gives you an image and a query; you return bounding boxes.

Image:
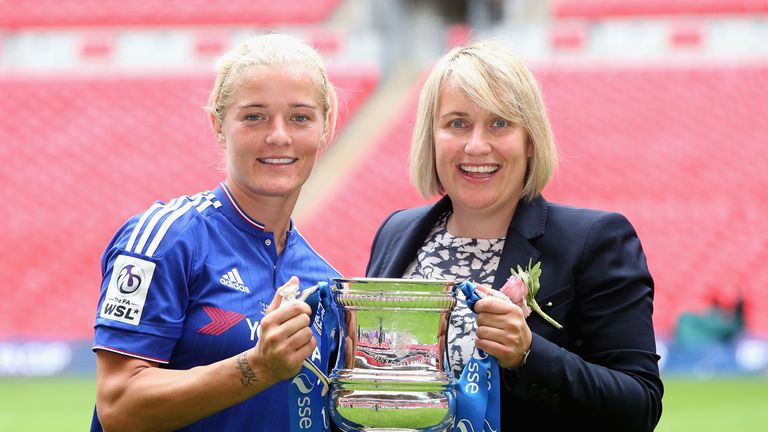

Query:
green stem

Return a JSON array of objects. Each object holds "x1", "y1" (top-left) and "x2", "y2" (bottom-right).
[{"x1": 530, "y1": 301, "x2": 563, "y2": 329}]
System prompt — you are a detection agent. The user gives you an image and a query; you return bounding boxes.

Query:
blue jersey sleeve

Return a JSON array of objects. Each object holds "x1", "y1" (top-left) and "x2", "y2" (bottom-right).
[{"x1": 93, "y1": 198, "x2": 201, "y2": 363}]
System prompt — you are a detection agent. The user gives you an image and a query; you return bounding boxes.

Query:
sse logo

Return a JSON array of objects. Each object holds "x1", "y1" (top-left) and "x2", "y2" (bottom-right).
[
  {"x1": 117, "y1": 264, "x2": 144, "y2": 294},
  {"x1": 291, "y1": 373, "x2": 315, "y2": 430},
  {"x1": 455, "y1": 419, "x2": 476, "y2": 432}
]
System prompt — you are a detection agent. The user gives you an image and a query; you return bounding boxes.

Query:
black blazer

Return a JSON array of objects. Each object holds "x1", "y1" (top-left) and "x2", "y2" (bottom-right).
[{"x1": 366, "y1": 195, "x2": 663, "y2": 432}]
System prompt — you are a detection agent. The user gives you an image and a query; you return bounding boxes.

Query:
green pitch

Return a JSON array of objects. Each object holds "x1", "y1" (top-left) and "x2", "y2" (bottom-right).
[
  {"x1": 655, "y1": 376, "x2": 768, "y2": 431},
  {"x1": 0, "y1": 376, "x2": 95, "y2": 432},
  {"x1": 1, "y1": 375, "x2": 767, "y2": 431}
]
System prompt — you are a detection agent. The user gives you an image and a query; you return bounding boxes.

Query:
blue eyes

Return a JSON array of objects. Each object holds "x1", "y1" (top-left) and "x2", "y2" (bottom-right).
[
  {"x1": 244, "y1": 114, "x2": 311, "y2": 122},
  {"x1": 448, "y1": 119, "x2": 511, "y2": 129}
]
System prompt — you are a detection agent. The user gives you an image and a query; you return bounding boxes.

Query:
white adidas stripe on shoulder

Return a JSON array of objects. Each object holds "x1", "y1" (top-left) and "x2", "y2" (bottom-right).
[
  {"x1": 132, "y1": 197, "x2": 188, "y2": 255},
  {"x1": 126, "y1": 191, "x2": 221, "y2": 257},
  {"x1": 125, "y1": 198, "x2": 179, "y2": 252},
  {"x1": 196, "y1": 191, "x2": 222, "y2": 212},
  {"x1": 143, "y1": 194, "x2": 206, "y2": 257}
]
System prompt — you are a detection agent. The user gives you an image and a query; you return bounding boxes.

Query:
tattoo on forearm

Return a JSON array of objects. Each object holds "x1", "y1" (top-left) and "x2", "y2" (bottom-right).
[{"x1": 236, "y1": 352, "x2": 258, "y2": 387}]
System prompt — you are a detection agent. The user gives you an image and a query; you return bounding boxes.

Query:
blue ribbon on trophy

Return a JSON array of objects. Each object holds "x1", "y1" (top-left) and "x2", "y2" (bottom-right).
[
  {"x1": 287, "y1": 281, "x2": 338, "y2": 432},
  {"x1": 455, "y1": 281, "x2": 502, "y2": 432}
]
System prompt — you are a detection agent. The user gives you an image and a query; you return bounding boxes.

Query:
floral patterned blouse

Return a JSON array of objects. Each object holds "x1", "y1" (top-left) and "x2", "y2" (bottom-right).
[{"x1": 403, "y1": 212, "x2": 505, "y2": 378}]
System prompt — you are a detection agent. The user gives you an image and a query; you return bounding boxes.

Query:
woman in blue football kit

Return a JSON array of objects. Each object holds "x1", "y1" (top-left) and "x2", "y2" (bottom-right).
[{"x1": 92, "y1": 34, "x2": 340, "y2": 431}]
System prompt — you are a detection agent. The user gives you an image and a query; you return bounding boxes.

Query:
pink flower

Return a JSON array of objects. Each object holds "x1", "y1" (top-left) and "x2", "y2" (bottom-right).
[{"x1": 500, "y1": 275, "x2": 532, "y2": 318}]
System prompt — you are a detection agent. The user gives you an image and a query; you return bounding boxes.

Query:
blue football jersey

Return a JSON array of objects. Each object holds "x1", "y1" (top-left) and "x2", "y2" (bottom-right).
[{"x1": 91, "y1": 183, "x2": 341, "y2": 431}]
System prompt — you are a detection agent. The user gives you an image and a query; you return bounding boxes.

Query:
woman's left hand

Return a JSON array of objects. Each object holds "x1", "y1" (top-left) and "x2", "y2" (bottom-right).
[{"x1": 474, "y1": 287, "x2": 532, "y2": 369}]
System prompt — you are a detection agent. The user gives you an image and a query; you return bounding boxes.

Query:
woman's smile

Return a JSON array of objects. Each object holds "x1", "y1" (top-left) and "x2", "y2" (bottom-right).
[{"x1": 458, "y1": 163, "x2": 500, "y2": 178}]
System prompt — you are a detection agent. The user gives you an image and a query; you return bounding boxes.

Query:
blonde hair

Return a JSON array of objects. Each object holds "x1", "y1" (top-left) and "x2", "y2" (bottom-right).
[
  {"x1": 206, "y1": 33, "x2": 337, "y2": 141},
  {"x1": 411, "y1": 40, "x2": 557, "y2": 203}
]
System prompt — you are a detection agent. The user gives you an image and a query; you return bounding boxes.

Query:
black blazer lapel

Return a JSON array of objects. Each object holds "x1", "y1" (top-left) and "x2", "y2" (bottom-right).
[{"x1": 491, "y1": 197, "x2": 547, "y2": 291}]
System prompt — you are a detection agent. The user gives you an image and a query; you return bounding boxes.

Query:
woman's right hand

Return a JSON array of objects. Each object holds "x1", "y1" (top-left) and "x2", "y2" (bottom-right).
[{"x1": 249, "y1": 276, "x2": 317, "y2": 381}]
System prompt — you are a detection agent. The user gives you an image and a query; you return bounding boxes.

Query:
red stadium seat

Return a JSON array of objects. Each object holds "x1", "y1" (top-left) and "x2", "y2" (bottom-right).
[
  {"x1": 193, "y1": 31, "x2": 230, "y2": 59},
  {"x1": 552, "y1": 0, "x2": 768, "y2": 18},
  {"x1": 668, "y1": 22, "x2": 705, "y2": 48},
  {"x1": 0, "y1": 0, "x2": 342, "y2": 28},
  {"x1": 550, "y1": 22, "x2": 588, "y2": 51}
]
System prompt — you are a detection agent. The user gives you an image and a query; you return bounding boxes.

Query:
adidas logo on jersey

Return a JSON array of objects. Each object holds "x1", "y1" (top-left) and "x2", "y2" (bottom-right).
[{"x1": 220, "y1": 268, "x2": 250, "y2": 293}]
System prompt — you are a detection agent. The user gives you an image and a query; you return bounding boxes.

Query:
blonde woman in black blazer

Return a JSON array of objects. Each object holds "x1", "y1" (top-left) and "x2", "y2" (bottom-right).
[{"x1": 366, "y1": 40, "x2": 663, "y2": 431}]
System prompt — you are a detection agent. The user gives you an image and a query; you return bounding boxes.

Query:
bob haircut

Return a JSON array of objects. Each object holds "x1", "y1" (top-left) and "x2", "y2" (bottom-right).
[
  {"x1": 206, "y1": 33, "x2": 337, "y2": 143},
  {"x1": 410, "y1": 40, "x2": 557, "y2": 203}
]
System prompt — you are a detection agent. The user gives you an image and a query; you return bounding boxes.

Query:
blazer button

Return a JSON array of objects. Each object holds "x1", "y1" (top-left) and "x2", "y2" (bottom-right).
[
  {"x1": 539, "y1": 388, "x2": 549, "y2": 399},
  {"x1": 551, "y1": 394, "x2": 560, "y2": 404},
  {"x1": 528, "y1": 384, "x2": 539, "y2": 395}
]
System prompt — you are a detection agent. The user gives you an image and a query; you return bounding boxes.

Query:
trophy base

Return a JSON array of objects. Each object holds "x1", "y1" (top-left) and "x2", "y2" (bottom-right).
[
  {"x1": 329, "y1": 369, "x2": 455, "y2": 432},
  {"x1": 353, "y1": 429, "x2": 449, "y2": 432}
]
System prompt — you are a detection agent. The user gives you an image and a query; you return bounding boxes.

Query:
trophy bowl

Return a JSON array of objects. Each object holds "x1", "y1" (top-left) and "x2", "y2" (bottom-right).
[{"x1": 328, "y1": 278, "x2": 457, "y2": 432}]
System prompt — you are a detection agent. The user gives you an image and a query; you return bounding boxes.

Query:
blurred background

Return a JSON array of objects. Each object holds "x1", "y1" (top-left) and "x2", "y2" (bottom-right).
[{"x1": 1, "y1": 0, "x2": 767, "y2": 430}]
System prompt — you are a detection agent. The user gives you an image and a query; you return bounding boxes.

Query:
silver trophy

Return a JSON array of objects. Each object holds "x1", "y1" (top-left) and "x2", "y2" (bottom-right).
[{"x1": 328, "y1": 278, "x2": 458, "y2": 432}]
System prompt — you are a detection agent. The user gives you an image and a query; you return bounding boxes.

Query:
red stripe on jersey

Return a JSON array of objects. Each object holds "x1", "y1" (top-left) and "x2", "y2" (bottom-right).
[{"x1": 198, "y1": 306, "x2": 246, "y2": 336}]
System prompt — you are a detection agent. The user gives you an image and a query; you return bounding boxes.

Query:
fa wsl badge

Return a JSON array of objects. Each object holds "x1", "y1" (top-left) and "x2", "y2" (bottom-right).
[{"x1": 101, "y1": 255, "x2": 156, "y2": 325}]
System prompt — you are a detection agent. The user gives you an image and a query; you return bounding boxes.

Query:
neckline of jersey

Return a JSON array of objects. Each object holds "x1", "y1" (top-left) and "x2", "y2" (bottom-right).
[{"x1": 215, "y1": 183, "x2": 295, "y2": 236}]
